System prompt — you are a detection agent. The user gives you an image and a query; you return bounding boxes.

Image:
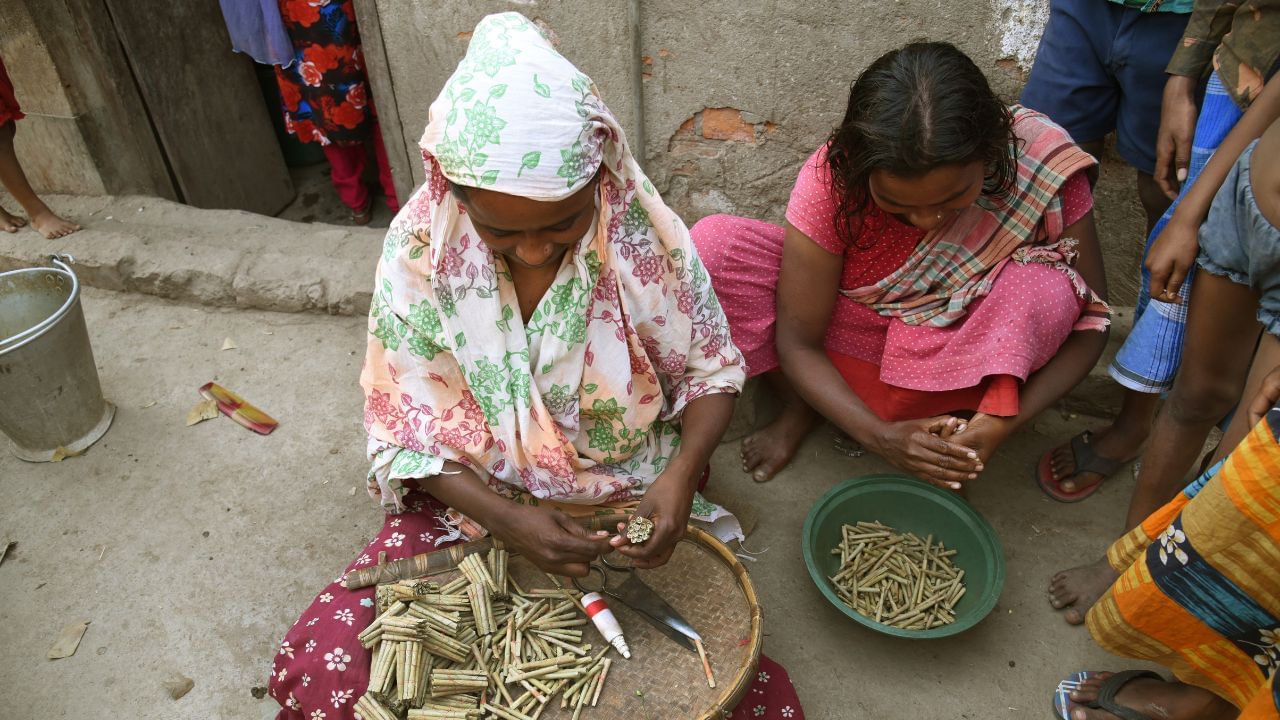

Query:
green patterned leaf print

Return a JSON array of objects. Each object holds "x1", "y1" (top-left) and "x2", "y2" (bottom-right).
[
  {"x1": 587, "y1": 422, "x2": 619, "y2": 454},
  {"x1": 463, "y1": 103, "x2": 507, "y2": 147},
  {"x1": 407, "y1": 301, "x2": 444, "y2": 338},
  {"x1": 518, "y1": 151, "x2": 541, "y2": 177},
  {"x1": 407, "y1": 332, "x2": 445, "y2": 360},
  {"x1": 459, "y1": 87, "x2": 476, "y2": 102},
  {"x1": 454, "y1": 331, "x2": 466, "y2": 349},
  {"x1": 642, "y1": 179, "x2": 655, "y2": 195},
  {"x1": 437, "y1": 286, "x2": 457, "y2": 317},
  {"x1": 390, "y1": 449, "x2": 436, "y2": 477},
  {"x1": 496, "y1": 303, "x2": 514, "y2": 333},
  {"x1": 690, "y1": 493, "x2": 716, "y2": 518},
  {"x1": 533, "y1": 74, "x2": 551, "y2": 98},
  {"x1": 488, "y1": 83, "x2": 508, "y2": 98},
  {"x1": 479, "y1": 169, "x2": 500, "y2": 187},
  {"x1": 583, "y1": 383, "x2": 598, "y2": 394},
  {"x1": 621, "y1": 199, "x2": 651, "y2": 236},
  {"x1": 408, "y1": 245, "x2": 423, "y2": 260},
  {"x1": 556, "y1": 140, "x2": 589, "y2": 188},
  {"x1": 585, "y1": 398, "x2": 625, "y2": 422}
]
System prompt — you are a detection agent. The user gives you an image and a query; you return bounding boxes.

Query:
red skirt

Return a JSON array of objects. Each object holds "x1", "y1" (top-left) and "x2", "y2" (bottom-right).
[{"x1": 0, "y1": 57, "x2": 25, "y2": 126}]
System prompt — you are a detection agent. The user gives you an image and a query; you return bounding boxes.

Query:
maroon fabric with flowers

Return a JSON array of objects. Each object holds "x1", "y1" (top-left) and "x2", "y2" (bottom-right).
[
  {"x1": 268, "y1": 485, "x2": 805, "y2": 719},
  {"x1": 274, "y1": 0, "x2": 375, "y2": 146}
]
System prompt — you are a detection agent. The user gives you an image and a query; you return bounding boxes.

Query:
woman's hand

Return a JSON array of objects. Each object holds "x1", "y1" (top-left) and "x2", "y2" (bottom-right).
[
  {"x1": 487, "y1": 503, "x2": 613, "y2": 577},
  {"x1": 867, "y1": 416, "x2": 983, "y2": 490},
  {"x1": 609, "y1": 469, "x2": 695, "y2": 569},
  {"x1": 1146, "y1": 214, "x2": 1201, "y2": 303}
]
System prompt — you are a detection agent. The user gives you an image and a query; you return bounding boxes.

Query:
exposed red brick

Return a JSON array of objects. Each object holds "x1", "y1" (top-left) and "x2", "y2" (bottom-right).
[
  {"x1": 457, "y1": 31, "x2": 472, "y2": 41},
  {"x1": 658, "y1": 49, "x2": 672, "y2": 58},
  {"x1": 701, "y1": 108, "x2": 755, "y2": 142},
  {"x1": 641, "y1": 55, "x2": 654, "y2": 66}
]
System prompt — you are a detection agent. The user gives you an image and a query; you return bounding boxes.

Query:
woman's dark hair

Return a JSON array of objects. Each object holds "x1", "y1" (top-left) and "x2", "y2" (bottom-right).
[{"x1": 825, "y1": 42, "x2": 1018, "y2": 246}]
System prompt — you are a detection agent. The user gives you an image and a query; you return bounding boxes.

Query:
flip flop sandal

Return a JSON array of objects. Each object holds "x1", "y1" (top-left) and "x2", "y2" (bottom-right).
[
  {"x1": 351, "y1": 200, "x2": 374, "y2": 226},
  {"x1": 1036, "y1": 431, "x2": 1125, "y2": 503},
  {"x1": 1053, "y1": 670, "x2": 1163, "y2": 720}
]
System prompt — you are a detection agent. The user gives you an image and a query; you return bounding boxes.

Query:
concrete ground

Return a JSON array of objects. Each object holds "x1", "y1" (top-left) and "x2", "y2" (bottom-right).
[
  {"x1": 0, "y1": 283, "x2": 1146, "y2": 719},
  {"x1": 276, "y1": 162, "x2": 397, "y2": 229}
]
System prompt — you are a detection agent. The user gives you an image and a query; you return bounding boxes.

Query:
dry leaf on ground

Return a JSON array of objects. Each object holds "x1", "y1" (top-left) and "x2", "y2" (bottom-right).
[
  {"x1": 220, "y1": 337, "x2": 237, "y2": 351},
  {"x1": 49, "y1": 446, "x2": 82, "y2": 462},
  {"x1": 186, "y1": 399, "x2": 219, "y2": 427},
  {"x1": 47, "y1": 620, "x2": 91, "y2": 660},
  {"x1": 0, "y1": 540, "x2": 13, "y2": 566},
  {"x1": 163, "y1": 673, "x2": 194, "y2": 700}
]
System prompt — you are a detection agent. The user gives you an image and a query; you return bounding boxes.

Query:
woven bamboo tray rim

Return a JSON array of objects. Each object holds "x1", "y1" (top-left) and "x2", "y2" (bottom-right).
[{"x1": 399, "y1": 514, "x2": 763, "y2": 720}]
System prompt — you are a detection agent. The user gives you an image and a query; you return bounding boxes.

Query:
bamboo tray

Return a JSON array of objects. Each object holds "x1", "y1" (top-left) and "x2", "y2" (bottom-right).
[{"x1": 380, "y1": 523, "x2": 762, "y2": 720}]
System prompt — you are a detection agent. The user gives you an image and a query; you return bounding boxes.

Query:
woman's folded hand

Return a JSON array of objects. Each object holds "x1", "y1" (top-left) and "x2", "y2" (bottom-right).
[
  {"x1": 488, "y1": 504, "x2": 613, "y2": 577},
  {"x1": 869, "y1": 416, "x2": 983, "y2": 491}
]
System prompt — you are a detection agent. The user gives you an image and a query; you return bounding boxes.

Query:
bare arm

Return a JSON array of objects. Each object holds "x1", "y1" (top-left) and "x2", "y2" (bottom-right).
[
  {"x1": 774, "y1": 222, "x2": 982, "y2": 488},
  {"x1": 954, "y1": 211, "x2": 1110, "y2": 464},
  {"x1": 1149, "y1": 76, "x2": 1280, "y2": 301}
]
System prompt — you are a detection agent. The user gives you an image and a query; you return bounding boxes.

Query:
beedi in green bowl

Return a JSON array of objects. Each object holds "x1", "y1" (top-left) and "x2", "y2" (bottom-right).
[{"x1": 802, "y1": 474, "x2": 1005, "y2": 638}]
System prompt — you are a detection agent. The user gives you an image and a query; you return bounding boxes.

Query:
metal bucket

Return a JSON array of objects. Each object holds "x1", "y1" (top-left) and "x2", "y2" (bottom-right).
[{"x1": 0, "y1": 256, "x2": 115, "y2": 461}]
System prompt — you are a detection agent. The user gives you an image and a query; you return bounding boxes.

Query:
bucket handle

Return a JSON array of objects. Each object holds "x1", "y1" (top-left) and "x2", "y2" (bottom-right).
[{"x1": 0, "y1": 255, "x2": 82, "y2": 354}]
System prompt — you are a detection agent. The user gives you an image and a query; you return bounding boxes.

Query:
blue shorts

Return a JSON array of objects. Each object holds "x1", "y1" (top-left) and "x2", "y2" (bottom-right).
[
  {"x1": 1020, "y1": 0, "x2": 1189, "y2": 174},
  {"x1": 1197, "y1": 140, "x2": 1280, "y2": 338}
]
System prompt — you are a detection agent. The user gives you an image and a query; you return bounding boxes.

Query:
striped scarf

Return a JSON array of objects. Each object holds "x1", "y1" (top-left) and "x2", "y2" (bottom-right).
[{"x1": 843, "y1": 107, "x2": 1109, "y2": 332}]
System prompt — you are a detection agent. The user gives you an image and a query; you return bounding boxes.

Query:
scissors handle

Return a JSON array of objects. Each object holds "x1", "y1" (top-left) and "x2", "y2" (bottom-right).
[
  {"x1": 601, "y1": 553, "x2": 636, "y2": 571},
  {"x1": 571, "y1": 564, "x2": 614, "y2": 596}
]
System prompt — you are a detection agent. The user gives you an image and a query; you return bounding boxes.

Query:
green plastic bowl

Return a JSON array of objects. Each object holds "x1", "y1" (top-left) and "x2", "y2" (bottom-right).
[{"x1": 802, "y1": 474, "x2": 1005, "y2": 638}]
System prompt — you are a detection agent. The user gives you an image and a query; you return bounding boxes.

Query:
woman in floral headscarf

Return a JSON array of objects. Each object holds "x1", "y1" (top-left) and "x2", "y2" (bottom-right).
[{"x1": 268, "y1": 13, "x2": 805, "y2": 720}]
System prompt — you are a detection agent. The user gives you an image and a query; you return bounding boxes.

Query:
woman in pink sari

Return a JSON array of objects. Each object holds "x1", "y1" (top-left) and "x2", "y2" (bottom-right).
[{"x1": 694, "y1": 42, "x2": 1111, "y2": 488}]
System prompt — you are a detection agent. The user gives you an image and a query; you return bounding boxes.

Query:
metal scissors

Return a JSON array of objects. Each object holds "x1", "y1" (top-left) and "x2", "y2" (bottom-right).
[{"x1": 572, "y1": 552, "x2": 702, "y2": 653}]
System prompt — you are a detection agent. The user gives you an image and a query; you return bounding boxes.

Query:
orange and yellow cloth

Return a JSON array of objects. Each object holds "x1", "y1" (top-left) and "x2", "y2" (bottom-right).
[{"x1": 1087, "y1": 409, "x2": 1280, "y2": 716}]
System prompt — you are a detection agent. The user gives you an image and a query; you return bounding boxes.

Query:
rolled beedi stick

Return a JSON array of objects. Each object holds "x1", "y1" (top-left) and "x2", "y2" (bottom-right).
[{"x1": 580, "y1": 592, "x2": 630, "y2": 659}]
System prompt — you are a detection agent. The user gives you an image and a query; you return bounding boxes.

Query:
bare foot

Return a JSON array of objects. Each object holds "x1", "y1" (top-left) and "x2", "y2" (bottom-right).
[
  {"x1": 0, "y1": 206, "x2": 25, "y2": 233},
  {"x1": 741, "y1": 406, "x2": 816, "y2": 483},
  {"x1": 1050, "y1": 423, "x2": 1145, "y2": 493},
  {"x1": 1049, "y1": 555, "x2": 1119, "y2": 625},
  {"x1": 1064, "y1": 672, "x2": 1236, "y2": 720},
  {"x1": 30, "y1": 209, "x2": 81, "y2": 239}
]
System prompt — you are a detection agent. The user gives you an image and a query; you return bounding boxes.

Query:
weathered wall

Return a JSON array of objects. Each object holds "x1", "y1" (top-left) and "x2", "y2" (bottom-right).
[
  {"x1": 0, "y1": 0, "x2": 176, "y2": 199},
  {"x1": 365, "y1": 1, "x2": 1149, "y2": 304},
  {"x1": 367, "y1": 0, "x2": 1148, "y2": 304}
]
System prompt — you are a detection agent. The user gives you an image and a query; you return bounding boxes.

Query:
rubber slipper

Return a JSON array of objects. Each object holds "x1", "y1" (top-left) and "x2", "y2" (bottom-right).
[
  {"x1": 1053, "y1": 670, "x2": 1163, "y2": 720},
  {"x1": 1036, "y1": 431, "x2": 1124, "y2": 503},
  {"x1": 351, "y1": 200, "x2": 374, "y2": 226}
]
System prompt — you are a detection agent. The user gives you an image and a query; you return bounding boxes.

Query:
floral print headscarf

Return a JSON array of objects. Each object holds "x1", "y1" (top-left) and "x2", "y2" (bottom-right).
[{"x1": 360, "y1": 12, "x2": 744, "y2": 513}]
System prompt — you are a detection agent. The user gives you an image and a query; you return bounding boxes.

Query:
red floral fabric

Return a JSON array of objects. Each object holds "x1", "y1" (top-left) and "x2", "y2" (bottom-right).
[{"x1": 274, "y1": 0, "x2": 374, "y2": 146}]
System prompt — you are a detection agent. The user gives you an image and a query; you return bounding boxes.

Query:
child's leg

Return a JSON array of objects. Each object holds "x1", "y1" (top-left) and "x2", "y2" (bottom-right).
[
  {"x1": 0, "y1": 120, "x2": 79, "y2": 238},
  {"x1": 1215, "y1": 334, "x2": 1280, "y2": 461},
  {"x1": 1125, "y1": 270, "x2": 1261, "y2": 529},
  {"x1": 322, "y1": 142, "x2": 372, "y2": 221}
]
